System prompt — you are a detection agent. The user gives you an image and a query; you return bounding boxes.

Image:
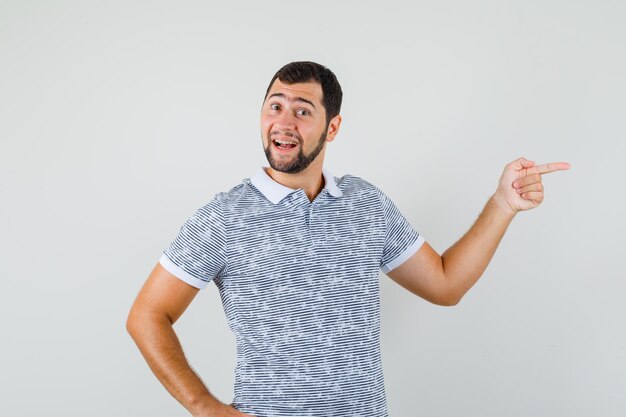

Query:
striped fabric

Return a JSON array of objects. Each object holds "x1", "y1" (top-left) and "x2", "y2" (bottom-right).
[{"x1": 159, "y1": 166, "x2": 425, "y2": 417}]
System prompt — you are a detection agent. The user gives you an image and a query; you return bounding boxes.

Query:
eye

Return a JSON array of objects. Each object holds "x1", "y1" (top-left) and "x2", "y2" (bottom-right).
[
  {"x1": 297, "y1": 108, "x2": 311, "y2": 116},
  {"x1": 270, "y1": 103, "x2": 281, "y2": 111}
]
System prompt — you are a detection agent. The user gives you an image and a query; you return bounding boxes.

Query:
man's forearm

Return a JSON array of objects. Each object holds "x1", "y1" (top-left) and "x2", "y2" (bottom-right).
[
  {"x1": 441, "y1": 194, "x2": 516, "y2": 302},
  {"x1": 126, "y1": 313, "x2": 222, "y2": 416}
]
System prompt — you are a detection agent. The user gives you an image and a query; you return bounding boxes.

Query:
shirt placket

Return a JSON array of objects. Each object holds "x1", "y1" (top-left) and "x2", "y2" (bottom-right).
[
  {"x1": 287, "y1": 190, "x2": 328, "y2": 247},
  {"x1": 308, "y1": 191, "x2": 328, "y2": 246}
]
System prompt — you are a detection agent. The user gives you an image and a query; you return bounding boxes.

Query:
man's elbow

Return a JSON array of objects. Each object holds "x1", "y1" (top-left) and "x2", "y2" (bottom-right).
[
  {"x1": 435, "y1": 292, "x2": 463, "y2": 307},
  {"x1": 418, "y1": 289, "x2": 463, "y2": 306},
  {"x1": 126, "y1": 305, "x2": 173, "y2": 339},
  {"x1": 433, "y1": 280, "x2": 465, "y2": 306},
  {"x1": 125, "y1": 305, "x2": 152, "y2": 338},
  {"x1": 126, "y1": 308, "x2": 141, "y2": 337}
]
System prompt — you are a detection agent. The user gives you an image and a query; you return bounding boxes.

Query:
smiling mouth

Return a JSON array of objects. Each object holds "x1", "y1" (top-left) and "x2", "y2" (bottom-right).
[{"x1": 272, "y1": 139, "x2": 299, "y2": 150}]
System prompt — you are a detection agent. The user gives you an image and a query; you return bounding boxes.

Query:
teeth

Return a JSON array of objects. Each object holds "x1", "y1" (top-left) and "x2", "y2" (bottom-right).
[{"x1": 275, "y1": 139, "x2": 297, "y2": 146}]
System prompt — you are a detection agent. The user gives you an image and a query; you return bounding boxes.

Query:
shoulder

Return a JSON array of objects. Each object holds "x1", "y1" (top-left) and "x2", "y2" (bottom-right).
[
  {"x1": 198, "y1": 178, "x2": 263, "y2": 216},
  {"x1": 335, "y1": 173, "x2": 384, "y2": 199}
]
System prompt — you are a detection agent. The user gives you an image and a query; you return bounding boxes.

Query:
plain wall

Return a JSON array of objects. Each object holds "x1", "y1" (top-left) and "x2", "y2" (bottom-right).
[{"x1": 1, "y1": 1, "x2": 625, "y2": 416}]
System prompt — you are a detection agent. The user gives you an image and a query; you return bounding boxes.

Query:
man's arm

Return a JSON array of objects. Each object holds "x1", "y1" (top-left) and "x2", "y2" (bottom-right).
[
  {"x1": 386, "y1": 157, "x2": 570, "y2": 306},
  {"x1": 126, "y1": 263, "x2": 251, "y2": 417},
  {"x1": 387, "y1": 196, "x2": 514, "y2": 305}
]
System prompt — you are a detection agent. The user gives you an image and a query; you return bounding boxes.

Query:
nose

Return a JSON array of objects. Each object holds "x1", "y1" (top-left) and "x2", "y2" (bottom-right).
[{"x1": 274, "y1": 110, "x2": 297, "y2": 130}]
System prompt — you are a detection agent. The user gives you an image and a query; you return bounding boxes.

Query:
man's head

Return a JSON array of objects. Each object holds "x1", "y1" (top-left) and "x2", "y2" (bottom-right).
[
  {"x1": 264, "y1": 61, "x2": 343, "y2": 126},
  {"x1": 261, "y1": 61, "x2": 343, "y2": 174}
]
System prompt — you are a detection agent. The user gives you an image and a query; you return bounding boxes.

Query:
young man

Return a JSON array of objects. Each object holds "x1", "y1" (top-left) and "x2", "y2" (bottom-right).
[{"x1": 126, "y1": 61, "x2": 570, "y2": 417}]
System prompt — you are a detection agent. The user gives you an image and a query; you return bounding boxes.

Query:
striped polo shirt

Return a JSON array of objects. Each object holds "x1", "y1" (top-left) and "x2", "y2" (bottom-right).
[{"x1": 159, "y1": 166, "x2": 425, "y2": 417}]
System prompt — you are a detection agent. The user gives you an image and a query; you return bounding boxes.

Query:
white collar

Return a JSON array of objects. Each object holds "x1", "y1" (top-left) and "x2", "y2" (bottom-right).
[{"x1": 250, "y1": 166, "x2": 343, "y2": 204}]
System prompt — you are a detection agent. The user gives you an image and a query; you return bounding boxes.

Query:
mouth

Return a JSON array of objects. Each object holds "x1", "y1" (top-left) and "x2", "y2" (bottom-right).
[{"x1": 272, "y1": 138, "x2": 299, "y2": 152}]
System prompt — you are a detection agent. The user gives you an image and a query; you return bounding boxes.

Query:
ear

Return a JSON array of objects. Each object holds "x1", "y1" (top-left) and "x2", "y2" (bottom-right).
[{"x1": 325, "y1": 114, "x2": 342, "y2": 143}]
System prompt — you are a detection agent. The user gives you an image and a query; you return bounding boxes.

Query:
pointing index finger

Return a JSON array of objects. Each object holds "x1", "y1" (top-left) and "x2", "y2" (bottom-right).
[{"x1": 526, "y1": 162, "x2": 571, "y2": 175}]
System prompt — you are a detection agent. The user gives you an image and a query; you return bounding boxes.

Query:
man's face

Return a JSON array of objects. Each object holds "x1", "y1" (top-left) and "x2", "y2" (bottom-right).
[{"x1": 260, "y1": 79, "x2": 331, "y2": 174}]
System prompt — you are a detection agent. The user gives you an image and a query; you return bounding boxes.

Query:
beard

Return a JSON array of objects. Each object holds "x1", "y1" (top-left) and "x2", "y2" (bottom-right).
[{"x1": 263, "y1": 127, "x2": 328, "y2": 174}]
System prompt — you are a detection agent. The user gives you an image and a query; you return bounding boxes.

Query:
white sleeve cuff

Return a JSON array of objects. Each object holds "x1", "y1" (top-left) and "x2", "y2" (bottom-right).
[
  {"x1": 158, "y1": 253, "x2": 210, "y2": 290},
  {"x1": 380, "y1": 235, "x2": 426, "y2": 274}
]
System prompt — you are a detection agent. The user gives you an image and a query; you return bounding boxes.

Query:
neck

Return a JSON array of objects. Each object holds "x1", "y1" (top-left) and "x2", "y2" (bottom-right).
[{"x1": 266, "y1": 159, "x2": 325, "y2": 202}]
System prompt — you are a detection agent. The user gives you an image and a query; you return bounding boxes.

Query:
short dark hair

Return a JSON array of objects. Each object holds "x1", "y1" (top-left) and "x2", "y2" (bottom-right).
[{"x1": 264, "y1": 61, "x2": 343, "y2": 125}]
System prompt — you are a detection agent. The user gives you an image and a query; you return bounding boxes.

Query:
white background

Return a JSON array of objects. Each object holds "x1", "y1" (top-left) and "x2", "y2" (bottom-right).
[{"x1": 1, "y1": 1, "x2": 624, "y2": 416}]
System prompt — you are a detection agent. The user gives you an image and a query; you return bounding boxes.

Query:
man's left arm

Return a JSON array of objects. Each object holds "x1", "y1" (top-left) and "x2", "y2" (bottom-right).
[{"x1": 386, "y1": 157, "x2": 570, "y2": 306}]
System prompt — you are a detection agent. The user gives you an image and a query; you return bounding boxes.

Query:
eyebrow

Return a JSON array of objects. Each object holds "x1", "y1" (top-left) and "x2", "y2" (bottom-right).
[{"x1": 267, "y1": 93, "x2": 316, "y2": 109}]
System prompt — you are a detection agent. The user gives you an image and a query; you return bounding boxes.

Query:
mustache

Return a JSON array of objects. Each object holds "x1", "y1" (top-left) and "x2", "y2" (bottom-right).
[{"x1": 270, "y1": 130, "x2": 302, "y2": 142}]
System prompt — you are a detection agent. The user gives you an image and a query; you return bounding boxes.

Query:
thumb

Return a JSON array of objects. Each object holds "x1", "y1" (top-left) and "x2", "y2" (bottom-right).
[{"x1": 514, "y1": 156, "x2": 535, "y2": 169}]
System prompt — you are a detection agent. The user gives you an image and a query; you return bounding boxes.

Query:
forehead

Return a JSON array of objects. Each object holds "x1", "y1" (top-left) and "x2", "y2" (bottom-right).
[{"x1": 266, "y1": 79, "x2": 323, "y2": 105}]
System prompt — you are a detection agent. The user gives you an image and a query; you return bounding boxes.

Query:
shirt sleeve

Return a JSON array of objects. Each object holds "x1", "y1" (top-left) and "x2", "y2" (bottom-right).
[
  {"x1": 376, "y1": 187, "x2": 425, "y2": 274},
  {"x1": 159, "y1": 195, "x2": 227, "y2": 289}
]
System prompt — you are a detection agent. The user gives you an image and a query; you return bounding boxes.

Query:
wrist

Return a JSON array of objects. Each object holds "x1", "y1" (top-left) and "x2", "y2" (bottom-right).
[
  {"x1": 189, "y1": 394, "x2": 223, "y2": 417},
  {"x1": 489, "y1": 192, "x2": 517, "y2": 218}
]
